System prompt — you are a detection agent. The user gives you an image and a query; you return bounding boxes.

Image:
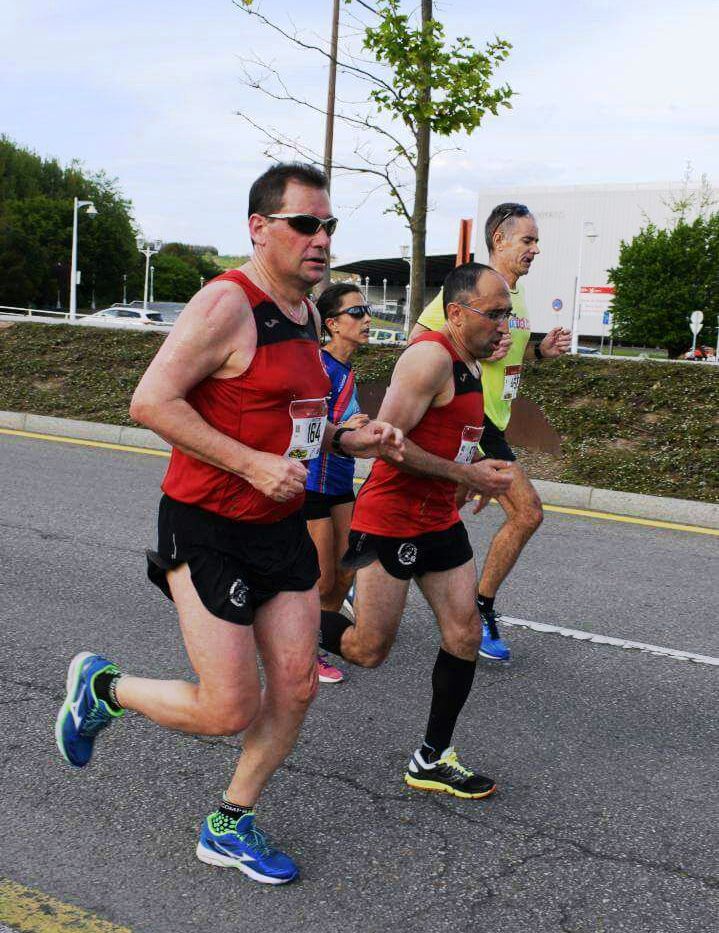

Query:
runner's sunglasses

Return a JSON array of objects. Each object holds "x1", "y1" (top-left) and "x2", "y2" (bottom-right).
[
  {"x1": 451, "y1": 300, "x2": 515, "y2": 323},
  {"x1": 490, "y1": 204, "x2": 530, "y2": 238},
  {"x1": 326, "y1": 304, "x2": 373, "y2": 319},
  {"x1": 263, "y1": 213, "x2": 339, "y2": 236}
]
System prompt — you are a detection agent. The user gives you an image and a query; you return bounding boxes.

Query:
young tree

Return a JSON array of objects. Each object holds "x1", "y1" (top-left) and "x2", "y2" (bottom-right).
[
  {"x1": 608, "y1": 214, "x2": 719, "y2": 358},
  {"x1": 234, "y1": 0, "x2": 514, "y2": 326}
]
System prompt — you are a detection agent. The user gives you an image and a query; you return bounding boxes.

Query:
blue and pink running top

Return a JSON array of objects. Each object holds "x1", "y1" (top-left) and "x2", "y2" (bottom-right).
[{"x1": 306, "y1": 349, "x2": 360, "y2": 496}]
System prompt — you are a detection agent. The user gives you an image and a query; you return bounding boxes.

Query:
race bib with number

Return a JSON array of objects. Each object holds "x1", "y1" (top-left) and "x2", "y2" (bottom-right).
[
  {"x1": 285, "y1": 398, "x2": 329, "y2": 461},
  {"x1": 502, "y1": 364, "x2": 522, "y2": 400},
  {"x1": 454, "y1": 425, "x2": 484, "y2": 464}
]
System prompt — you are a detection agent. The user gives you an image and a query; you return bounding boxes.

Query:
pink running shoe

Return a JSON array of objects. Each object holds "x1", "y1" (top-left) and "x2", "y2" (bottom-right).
[{"x1": 317, "y1": 653, "x2": 344, "y2": 684}]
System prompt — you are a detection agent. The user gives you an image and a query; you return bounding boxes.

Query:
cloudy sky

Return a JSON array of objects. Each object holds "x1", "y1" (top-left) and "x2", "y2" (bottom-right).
[{"x1": 2, "y1": 0, "x2": 717, "y2": 260}]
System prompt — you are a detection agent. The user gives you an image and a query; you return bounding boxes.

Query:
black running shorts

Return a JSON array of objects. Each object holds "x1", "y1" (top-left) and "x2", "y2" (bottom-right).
[
  {"x1": 147, "y1": 495, "x2": 320, "y2": 625},
  {"x1": 341, "y1": 521, "x2": 473, "y2": 581},
  {"x1": 479, "y1": 416, "x2": 516, "y2": 462},
  {"x1": 302, "y1": 488, "x2": 355, "y2": 521}
]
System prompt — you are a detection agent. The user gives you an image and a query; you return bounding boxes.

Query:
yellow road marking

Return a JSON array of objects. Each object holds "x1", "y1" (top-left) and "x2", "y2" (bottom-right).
[
  {"x1": 0, "y1": 427, "x2": 169, "y2": 458},
  {"x1": 540, "y1": 503, "x2": 719, "y2": 536},
  {"x1": 2, "y1": 427, "x2": 717, "y2": 537},
  {"x1": 0, "y1": 879, "x2": 132, "y2": 933}
]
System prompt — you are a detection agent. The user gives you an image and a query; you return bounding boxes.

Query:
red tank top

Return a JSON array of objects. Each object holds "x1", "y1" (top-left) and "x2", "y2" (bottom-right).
[
  {"x1": 161, "y1": 270, "x2": 331, "y2": 523},
  {"x1": 351, "y1": 331, "x2": 484, "y2": 536}
]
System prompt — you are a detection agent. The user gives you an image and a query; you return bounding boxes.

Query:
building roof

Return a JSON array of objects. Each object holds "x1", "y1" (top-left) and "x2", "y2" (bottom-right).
[{"x1": 331, "y1": 253, "x2": 472, "y2": 287}]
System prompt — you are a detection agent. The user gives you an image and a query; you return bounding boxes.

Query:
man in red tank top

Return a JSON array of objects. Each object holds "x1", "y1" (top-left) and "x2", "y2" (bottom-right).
[
  {"x1": 54, "y1": 163, "x2": 403, "y2": 886},
  {"x1": 320, "y1": 263, "x2": 514, "y2": 800}
]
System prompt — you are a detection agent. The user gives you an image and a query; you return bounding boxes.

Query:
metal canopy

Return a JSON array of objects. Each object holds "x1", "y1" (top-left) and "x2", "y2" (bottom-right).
[{"x1": 331, "y1": 253, "x2": 472, "y2": 287}]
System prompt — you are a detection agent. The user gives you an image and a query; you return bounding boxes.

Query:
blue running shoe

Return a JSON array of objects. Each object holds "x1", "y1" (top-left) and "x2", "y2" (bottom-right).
[
  {"x1": 477, "y1": 607, "x2": 511, "y2": 662},
  {"x1": 55, "y1": 651, "x2": 124, "y2": 767},
  {"x1": 197, "y1": 810, "x2": 299, "y2": 885}
]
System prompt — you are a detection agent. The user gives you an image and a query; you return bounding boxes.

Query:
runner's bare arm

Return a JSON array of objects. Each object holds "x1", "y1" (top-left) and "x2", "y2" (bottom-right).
[
  {"x1": 130, "y1": 281, "x2": 307, "y2": 501},
  {"x1": 373, "y1": 342, "x2": 465, "y2": 481},
  {"x1": 376, "y1": 342, "x2": 513, "y2": 496}
]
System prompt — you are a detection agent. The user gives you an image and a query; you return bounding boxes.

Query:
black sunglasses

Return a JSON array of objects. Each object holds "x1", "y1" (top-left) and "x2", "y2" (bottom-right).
[
  {"x1": 491, "y1": 204, "x2": 530, "y2": 238},
  {"x1": 452, "y1": 300, "x2": 514, "y2": 323},
  {"x1": 327, "y1": 304, "x2": 372, "y2": 320},
  {"x1": 264, "y1": 213, "x2": 339, "y2": 236}
]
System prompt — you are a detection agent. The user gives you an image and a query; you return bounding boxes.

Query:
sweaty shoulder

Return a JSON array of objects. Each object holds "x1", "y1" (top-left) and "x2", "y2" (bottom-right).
[
  {"x1": 392, "y1": 337, "x2": 453, "y2": 391},
  {"x1": 160, "y1": 279, "x2": 258, "y2": 380}
]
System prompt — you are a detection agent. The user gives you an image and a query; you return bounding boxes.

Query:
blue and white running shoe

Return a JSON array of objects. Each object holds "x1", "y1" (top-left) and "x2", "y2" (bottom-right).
[
  {"x1": 477, "y1": 607, "x2": 511, "y2": 662},
  {"x1": 197, "y1": 810, "x2": 299, "y2": 885},
  {"x1": 55, "y1": 651, "x2": 123, "y2": 767}
]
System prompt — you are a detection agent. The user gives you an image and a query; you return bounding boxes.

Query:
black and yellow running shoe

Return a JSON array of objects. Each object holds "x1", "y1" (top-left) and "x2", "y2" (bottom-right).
[{"x1": 404, "y1": 746, "x2": 497, "y2": 799}]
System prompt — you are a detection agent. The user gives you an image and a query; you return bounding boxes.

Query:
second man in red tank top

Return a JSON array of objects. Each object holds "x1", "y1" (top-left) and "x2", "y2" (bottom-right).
[{"x1": 320, "y1": 262, "x2": 515, "y2": 800}]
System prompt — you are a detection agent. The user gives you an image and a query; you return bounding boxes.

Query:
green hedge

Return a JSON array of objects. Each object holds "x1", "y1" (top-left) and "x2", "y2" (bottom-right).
[{"x1": 1, "y1": 323, "x2": 717, "y2": 502}]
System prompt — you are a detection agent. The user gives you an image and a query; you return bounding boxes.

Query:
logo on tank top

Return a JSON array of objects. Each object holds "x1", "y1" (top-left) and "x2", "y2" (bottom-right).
[
  {"x1": 229, "y1": 578, "x2": 249, "y2": 608},
  {"x1": 265, "y1": 319, "x2": 280, "y2": 329},
  {"x1": 397, "y1": 542, "x2": 418, "y2": 566}
]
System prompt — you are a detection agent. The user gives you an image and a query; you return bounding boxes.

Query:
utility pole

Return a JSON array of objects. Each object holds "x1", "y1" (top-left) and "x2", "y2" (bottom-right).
[{"x1": 320, "y1": 0, "x2": 340, "y2": 292}]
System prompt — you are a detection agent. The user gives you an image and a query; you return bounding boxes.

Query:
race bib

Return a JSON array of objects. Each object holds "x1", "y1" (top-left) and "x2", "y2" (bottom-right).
[
  {"x1": 502, "y1": 364, "x2": 522, "y2": 400},
  {"x1": 285, "y1": 398, "x2": 328, "y2": 461},
  {"x1": 454, "y1": 425, "x2": 484, "y2": 464}
]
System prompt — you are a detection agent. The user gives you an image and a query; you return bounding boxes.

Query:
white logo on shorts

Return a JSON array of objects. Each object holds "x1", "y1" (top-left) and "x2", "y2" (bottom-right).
[
  {"x1": 397, "y1": 543, "x2": 418, "y2": 566},
  {"x1": 229, "y1": 578, "x2": 249, "y2": 608}
]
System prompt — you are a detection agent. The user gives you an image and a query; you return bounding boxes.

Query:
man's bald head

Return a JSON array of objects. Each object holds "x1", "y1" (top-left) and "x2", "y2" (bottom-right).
[{"x1": 442, "y1": 262, "x2": 503, "y2": 318}]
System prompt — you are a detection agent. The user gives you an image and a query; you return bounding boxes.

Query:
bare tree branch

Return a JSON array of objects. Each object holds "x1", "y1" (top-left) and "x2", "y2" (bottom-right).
[
  {"x1": 238, "y1": 59, "x2": 417, "y2": 169},
  {"x1": 232, "y1": 1, "x2": 397, "y2": 97}
]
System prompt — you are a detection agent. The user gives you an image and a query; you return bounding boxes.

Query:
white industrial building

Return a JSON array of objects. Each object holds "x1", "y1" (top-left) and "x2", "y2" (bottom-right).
[{"x1": 474, "y1": 182, "x2": 702, "y2": 338}]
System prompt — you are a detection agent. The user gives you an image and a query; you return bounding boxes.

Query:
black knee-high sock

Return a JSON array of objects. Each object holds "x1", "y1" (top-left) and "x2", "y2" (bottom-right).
[
  {"x1": 319, "y1": 610, "x2": 353, "y2": 657},
  {"x1": 422, "y1": 648, "x2": 477, "y2": 761}
]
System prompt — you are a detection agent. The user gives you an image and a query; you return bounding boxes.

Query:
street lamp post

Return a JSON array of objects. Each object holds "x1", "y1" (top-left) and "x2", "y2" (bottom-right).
[
  {"x1": 570, "y1": 221, "x2": 598, "y2": 354},
  {"x1": 400, "y1": 244, "x2": 411, "y2": 337},
  {"x1": 122, "y1": 273, "x2": 127, "y2": 305},
  {"x1": 69, "y1": 197, "x2": 98, "y2": 321},
  {"x1": 382, "y1": 278, "x2": 387, "y2": 312},
  {"x1": 137, "y1": 237, "x2": 162, "y2": 311},
  {"x1": 150, "y1": 265, "x2": 155, "y2": 303}
]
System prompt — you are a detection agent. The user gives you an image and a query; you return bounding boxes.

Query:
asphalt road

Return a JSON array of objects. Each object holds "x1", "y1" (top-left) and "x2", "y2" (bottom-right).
[{"x1": 1, "y1": 433, "x2": 717, "y2": 933}]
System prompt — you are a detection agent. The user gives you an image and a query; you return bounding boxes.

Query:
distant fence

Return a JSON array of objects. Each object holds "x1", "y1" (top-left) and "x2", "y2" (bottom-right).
[
  {"x1": 0, "y1": 307, "x2": 170, "y2": 331},
  {"x1": 0, "y1": 305, "x2": 72, "y2": 320}
]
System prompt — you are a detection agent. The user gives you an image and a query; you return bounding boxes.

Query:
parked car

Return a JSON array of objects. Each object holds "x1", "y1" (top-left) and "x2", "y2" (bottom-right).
[
  {"x1": 369, "y1": 327, "x2": 407, "y2": 347},
  {"x1": 683, "y1": 345, "x2": 717, "y2": 362},
  {"x1": 78, "y1": 306, "x2": 167, "y2": 326},
  {"x1": 577, "y1": 345, "x2": 600, "y2": 355}
]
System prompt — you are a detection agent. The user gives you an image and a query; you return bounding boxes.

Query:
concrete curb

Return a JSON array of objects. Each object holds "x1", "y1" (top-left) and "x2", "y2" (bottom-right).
[
  {"x1": 3, "y1": 409, "x2": 718, "y2": 530},
  {"x1": 1, "y1": 409, "x2": 170, "y2": 452}
]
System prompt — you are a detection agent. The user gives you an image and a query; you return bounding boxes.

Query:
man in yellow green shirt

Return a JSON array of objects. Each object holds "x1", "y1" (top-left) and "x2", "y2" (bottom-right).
[{"x1": 410, "y1": 203, "x2": 571, "y2": 661}]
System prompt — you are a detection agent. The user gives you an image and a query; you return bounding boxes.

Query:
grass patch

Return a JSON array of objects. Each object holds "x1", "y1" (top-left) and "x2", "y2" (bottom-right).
[{"x1": 1, "y1": 323, "x2": 717, "y2": 503}]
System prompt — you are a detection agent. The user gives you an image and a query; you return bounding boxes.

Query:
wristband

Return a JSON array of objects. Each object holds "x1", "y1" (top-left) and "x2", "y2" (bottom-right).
[
  {"x1": 533, "y1": 342, "x2": 544, "y2": 361},
  {"x1": 331, "y1": 426, "x2": 355, "y2": 457}
]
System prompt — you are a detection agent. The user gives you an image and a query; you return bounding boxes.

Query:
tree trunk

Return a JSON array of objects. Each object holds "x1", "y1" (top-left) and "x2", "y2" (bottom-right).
[{"x1": 408, "y1": 0, "x2": 432, "y2": 330}]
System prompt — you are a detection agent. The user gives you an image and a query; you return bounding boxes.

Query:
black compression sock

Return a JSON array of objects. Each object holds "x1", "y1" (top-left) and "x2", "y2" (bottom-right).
[
  {"x1": 219, "y1": 796, "x2": 254, "y2": 820},
  {"x1": 93, "y1": 671, "x2": 123, "y2": 712},
  {"x1": 423, "y1": 648, "x2": 477, "y2": 755},
  {"x1": 476, "y1": 593, "x2": 495, "y2": 613},
  {"x1": 319, "y1": 610, "x2": 353, "y2": 657},
  {"x1": 420, "y1": 741, "x2": 440, "y2": 763}
]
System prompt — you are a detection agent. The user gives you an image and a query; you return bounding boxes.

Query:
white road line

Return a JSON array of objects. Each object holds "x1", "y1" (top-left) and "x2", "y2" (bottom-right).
[{"x1": 500, "y1": 616, "x2": 719, "y2": 668}]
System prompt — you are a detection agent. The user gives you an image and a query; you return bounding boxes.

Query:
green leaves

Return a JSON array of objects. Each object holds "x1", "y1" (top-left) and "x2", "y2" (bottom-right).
[
  {"x1": 363, "y1": 1, "x2": 514, "y2": 136},
  {"x1": 608, "y1": 213, "x2": 719, "y2": 357}
]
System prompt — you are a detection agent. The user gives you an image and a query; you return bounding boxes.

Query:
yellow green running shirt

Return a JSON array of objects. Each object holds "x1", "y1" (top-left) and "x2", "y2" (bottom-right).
[{"x1": 416, "y1": 284, "x2": 531, "y2": 432}]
